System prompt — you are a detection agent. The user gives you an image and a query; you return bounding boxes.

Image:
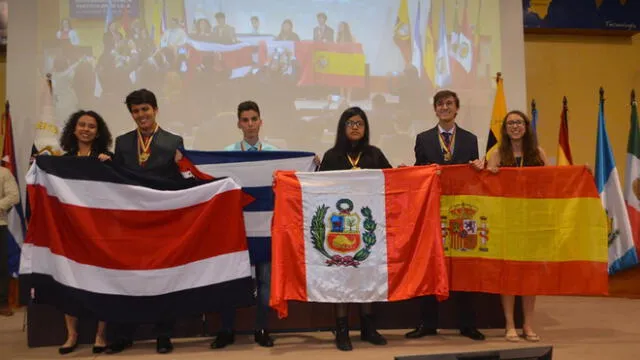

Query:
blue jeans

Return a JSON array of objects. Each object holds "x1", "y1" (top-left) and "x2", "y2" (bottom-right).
[{"x1": 221, "y1": 262, "x2": 271, "y2": 331}]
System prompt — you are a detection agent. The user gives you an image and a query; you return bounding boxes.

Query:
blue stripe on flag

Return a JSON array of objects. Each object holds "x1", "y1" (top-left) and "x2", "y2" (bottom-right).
[
  {"x1": 182, "y1": 149, "x2": 316, "y2": 264},
  {"x1": 595, "y1": 99, "x2": 615, "y2": 193},
  {"x1": 243, "y1": 187, "x2": 273, "y2": 212},
  {"x1": 247, "y1": 237, "x2": 271, "y2": 264},
  {"x1": 185, "y1": 149, "x2": 315, "y2": 165},
  {"x1": 609, "y1": 247, "x2": 639, "y2": 275}
]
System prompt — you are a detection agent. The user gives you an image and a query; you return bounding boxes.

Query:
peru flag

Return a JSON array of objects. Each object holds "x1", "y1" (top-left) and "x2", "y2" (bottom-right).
[
  {"x1": 270, "y1": 166, "x2": 448, "y2": 318},
  {"x1": 20, "y1": 156, "x2": 255, "y2": 322}
]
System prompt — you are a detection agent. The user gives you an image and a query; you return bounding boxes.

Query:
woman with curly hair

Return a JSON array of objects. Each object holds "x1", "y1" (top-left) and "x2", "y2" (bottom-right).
[
  {"x1": 486, "y1": 110, "x2": 548, "y2": 343},
  {"x1": 60, "y1": 110, "x2": 113, "y2": 161},
  {"x1": 57, "y1": 110, "x2": 112, "y2": 354},
  {"x1": 318, "y1": 106, "x2": 391, "y2": 351}
]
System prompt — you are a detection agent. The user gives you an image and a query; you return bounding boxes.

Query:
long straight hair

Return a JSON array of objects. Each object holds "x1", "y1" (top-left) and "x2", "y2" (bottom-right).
[
  {"x1": 498, "y1": 110, "x2": 543, "y2": 167},
  {"x1": 333, "y1": 106, "x2": 370, "y2": 155}
]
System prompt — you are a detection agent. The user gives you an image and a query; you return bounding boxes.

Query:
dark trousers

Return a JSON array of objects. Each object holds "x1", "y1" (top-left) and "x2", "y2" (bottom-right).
[
  {"x1": 221, "y1": 262, "x2": 271, "y2": 331},
  {"x1": 0, "y1": 226, "x2": 8, "y2": 306},
  {"x1": 109, "y1": 321, "x2": 175, "y2": 342},
  {"x1": 421, "y1": 291, "x2": 476, "y2": 329}
]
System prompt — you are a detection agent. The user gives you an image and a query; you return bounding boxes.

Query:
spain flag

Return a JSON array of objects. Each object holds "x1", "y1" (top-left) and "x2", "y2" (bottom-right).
[
  {"x1": 557, "y1": 97, "x2": 573, "y2": 166},
  {"x1": 297, "y1": 41, "x2": 366, "y2": 88}
]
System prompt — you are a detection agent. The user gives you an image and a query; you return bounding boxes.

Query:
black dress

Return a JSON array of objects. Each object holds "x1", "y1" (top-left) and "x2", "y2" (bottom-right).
[{"x1": 319, "y1": 145, "x2": 392, "y2": 171}]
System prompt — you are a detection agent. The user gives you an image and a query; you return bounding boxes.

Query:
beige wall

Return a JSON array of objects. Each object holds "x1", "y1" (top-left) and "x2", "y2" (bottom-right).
[{"x1": 525, "y1": 33, "x2": 640, "y2": 185}]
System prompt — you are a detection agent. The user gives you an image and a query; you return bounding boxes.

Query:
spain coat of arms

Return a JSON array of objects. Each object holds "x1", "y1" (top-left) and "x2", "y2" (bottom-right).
[
  {"x1": 311, "y1": 199, "x2": 377, "y2": 267},
  {"x1": 441, "y1": 203, "x2": 489, "y2": 252}
]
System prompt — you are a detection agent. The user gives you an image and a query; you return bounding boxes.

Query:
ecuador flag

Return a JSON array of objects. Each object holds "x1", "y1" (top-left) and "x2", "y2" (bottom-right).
[{"x1": 440, "y1": 165, "x2": 609, "y2": 296}]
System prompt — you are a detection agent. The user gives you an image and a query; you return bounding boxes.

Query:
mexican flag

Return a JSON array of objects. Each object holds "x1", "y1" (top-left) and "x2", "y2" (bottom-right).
[{"x1": 624, "y1": 97, "x2": 640, "y2": 260}]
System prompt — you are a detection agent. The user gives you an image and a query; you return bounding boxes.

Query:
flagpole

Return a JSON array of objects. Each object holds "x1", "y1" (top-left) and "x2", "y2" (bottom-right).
[
  {"x1": 632, "y1": 89, "x2": 636, "y2": 106},
  {"x1": 531, "y1": 98, "x2": 536, "y2": 114},
  {"x1": 563, "y1": 96, "x2": 567, "y2": 110},
  {"x1": 46, "y1": 73, "x2": 53, "y2": 95},
  {"x1": 600, "y1": 87, "x2": 605, "y2": 103}
]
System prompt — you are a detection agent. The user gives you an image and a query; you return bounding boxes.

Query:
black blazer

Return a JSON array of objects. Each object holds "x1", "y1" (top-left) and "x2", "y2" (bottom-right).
[
  {"x1": 113, "y1": 127, "x2": 184, "y2": 179},
  {"x1": 313, "y1": 26, "x2": 334, "y2": 43},
  {"x1": 414, "y1": 125, "x2": 479, "y2": 165}
]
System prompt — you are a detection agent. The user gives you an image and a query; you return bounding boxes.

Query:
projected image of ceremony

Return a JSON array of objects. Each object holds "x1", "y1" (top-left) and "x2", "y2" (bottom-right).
[{"x1": 40, "y1": 0, "x2": 509, "y2": 165}]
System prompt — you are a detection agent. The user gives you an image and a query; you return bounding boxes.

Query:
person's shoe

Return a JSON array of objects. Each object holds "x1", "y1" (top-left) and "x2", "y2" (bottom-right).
[
  {"x1": 58, "y1": 340, "x2": 78, "y2": 355},
  {"x1": 335, "y1": 316, "x2": 352, "y2": 351},
  {"x1": 156, "y1": 337, "x2": 173, "y2": 354},
  {"x1": 104, "y1": 339, "x2": 133, "y2": 355},
  {"x1": 460, "y1": 327, "x2": 485, "y2": 341},
  {"x1": 405, "y1": 322, "x2": 438, "y2": 338},
  {"x1": 210, "y1": 330, "x2": 235, "y2": 349},
  {"x1": 254, "y1": 329, "x2": 274, "y2": 347},
  {"x1": 0, "y1": 306, "x2": 14, "y2": 317},
  {"x1": 92, "y1": 345, "x2": 107, "y2": 354},
  {"x1": 360, "y1": 314, "x2": 387, "y2": 345}
]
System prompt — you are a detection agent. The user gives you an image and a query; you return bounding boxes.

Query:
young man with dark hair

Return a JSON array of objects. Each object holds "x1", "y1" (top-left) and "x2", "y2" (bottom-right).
[
  {"x1": 212, "y1": 101, "x2": 276, "y2": 349},
  {"x1": 408, "y1": 89, "x2": 485, "y2": 341},
  {"x1": 313, "y1": 12, "x2": 334, "y2": 43},
  {"x1": 212, "y1": 12, "x2": 237, "y2": 44},
  {"x1": 107, "y1": 88, "x2": 183, "y2": 355}
]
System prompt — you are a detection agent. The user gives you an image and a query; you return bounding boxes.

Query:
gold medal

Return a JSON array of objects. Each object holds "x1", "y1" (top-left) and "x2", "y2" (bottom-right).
[
  {"x1": 137, "y1": 124, "x2": 159, "y2": 165},
  {"x1": 443, "y1": 153, "x2": 452, "y2": 162},
  {"x1": 347, "y1": 152, "x2": 362, "y2": 170},
  {"x1": 438, "y1": 129, "x2": 456, "y2": 163}
]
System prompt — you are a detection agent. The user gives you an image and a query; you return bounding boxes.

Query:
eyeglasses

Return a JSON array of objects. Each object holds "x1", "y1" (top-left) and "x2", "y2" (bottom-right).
[
  {"x1": 346, "y1": 120, "x2": 364, "y2": 128},
  {"x1": 436, "y1": 100, "x2": 456, "y2": 108},
  {"x1": 506, "y1": 120, "x2": 525, "y2": 127}
]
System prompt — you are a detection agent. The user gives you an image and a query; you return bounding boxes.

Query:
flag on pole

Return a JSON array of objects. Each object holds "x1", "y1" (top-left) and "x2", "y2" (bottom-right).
[
  {"x1": 104, "y1": 0, "x2": 113, "y2": 33},
  {"x1": 531, "y1": 99, "x2": 538, "y2": 134},
  {"x1": 1, "y1": 102, "x2": 26, "y2": 279},
  {"x1": 412, "y1": 0, "x2": 423, "y2": 77},
  {"x1": 624, "y1": 91, "x2": 640, "y2": 260},
  {"x1": 557, "y1": 97, "x2": 573, "y2": 166},
  {"x1": 595, "y1": 90, "x2": 638, "y2": 274},
  {"x1": 423, "y1": 0, "x2": 435, "y2": 86},
  {"x1": 393, "y1": 0, "x2": 412, "y2": 66},
  {"x1": 434, "y1": 2, "x2": 451, "y2": 88},
  {"x1": 270, "y1": 166, "x2": 449, "y2": 318},
  {"x1": 485, "y1": 73, "x2": 507, "y2": 159}
]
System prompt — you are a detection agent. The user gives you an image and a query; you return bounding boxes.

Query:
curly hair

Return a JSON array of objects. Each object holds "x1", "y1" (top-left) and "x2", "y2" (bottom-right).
[
  {"x1": 497, "y1": 110, "x2": 543, "y2": 167},
  {"x1": 59, "y1": 110, "x2": 113, "y2": 154}
]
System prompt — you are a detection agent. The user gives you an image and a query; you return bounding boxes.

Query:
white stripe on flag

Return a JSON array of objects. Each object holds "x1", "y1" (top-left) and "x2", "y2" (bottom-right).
[
  {"x1": 196, "y1": 156, "x2": 316, "y2": 187},
  {"x1": 244, "y1": 211, "x2": 272, "y2": 238},
  {"x1": 297, "y1": 169, "x2": 389, "y2": 303},
  {"x1": 624, "y1": 153, "x2": 640, "y2": 212},
  {"x1": 26, "y1": 164, "x2": 241, "y2": 211},
  {"x1": 20, "y1": 244, "x2": 251, "y2": 296},
  {"x1": 602, "y1": 169, "x2": 634, "y2": 268}
]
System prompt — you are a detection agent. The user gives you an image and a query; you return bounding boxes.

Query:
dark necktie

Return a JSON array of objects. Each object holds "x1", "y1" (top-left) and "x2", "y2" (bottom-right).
[{"x1": 441, "y1": 132, "x2": 451, "y2": 148}]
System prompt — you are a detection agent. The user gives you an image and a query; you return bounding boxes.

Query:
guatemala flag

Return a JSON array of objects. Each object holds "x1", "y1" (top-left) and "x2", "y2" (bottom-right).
[{"x1": 595, "y1": 95, "x2": 638, "y2": 274}]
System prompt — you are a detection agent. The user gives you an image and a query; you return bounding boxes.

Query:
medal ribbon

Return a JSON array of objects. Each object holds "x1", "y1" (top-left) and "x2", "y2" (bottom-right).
[
  {"x1": 347, "y1": 152, "x2": 362, "y2": 169},
  {"x1": 137, "y1": 124, "x2": 159, "y2": 165},
  {"x1": 438, "y1": 130, "x2": 456, "y2": 160}
]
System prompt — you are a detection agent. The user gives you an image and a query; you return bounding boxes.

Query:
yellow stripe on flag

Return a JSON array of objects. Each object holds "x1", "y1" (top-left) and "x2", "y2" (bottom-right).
[
  {"x1": 557, "y1": 148, "x2": 571, "y2": 166},
  {"x1": 423, "y1": 20, "x2": 435, "y2": 86},
  {"x1": 313, "y1": 51, "x2": 366, "y2": 76},
  {"x1": 440, "y1": 195, "x2": 608, "y2": 263}
]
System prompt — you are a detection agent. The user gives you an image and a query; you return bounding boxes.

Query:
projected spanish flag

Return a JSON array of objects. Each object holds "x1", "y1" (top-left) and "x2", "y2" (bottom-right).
[
  {"x1": 440, "y1": 165, "x2": 608, "y2": 296},
  {"x1": 296, "y1": 41, "x2": 366, "y2": 88}
]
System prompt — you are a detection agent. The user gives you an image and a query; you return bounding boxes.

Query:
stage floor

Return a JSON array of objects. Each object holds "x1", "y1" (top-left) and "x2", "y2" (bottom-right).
[{"x1": 3, "y1": 296, "x2": 639, "y2": 360}]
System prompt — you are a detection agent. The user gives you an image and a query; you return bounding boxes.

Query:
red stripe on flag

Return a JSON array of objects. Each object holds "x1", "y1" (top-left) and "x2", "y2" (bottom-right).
[
  {"x1": 449, "y1": 257, "x2": 608, "y2": 295},
  {"x1": 270, "y1": 171, "x2": 306, "y2": 319},
  {"x1": 558, "y1": 107, "x2": 573, "y2": 164},
  {"x1": 627, "y1": 202, "x2": 640, "y2": 259},
  {"x1": 384, "y1": 166, "x2": 449, "y2": 301},
  {"x1": 26, "y1": 184, "x2": 248, "y2": 270},
  {"x1": 440, "y1": 165, "x2": 599, "y2": 199}
]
